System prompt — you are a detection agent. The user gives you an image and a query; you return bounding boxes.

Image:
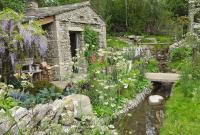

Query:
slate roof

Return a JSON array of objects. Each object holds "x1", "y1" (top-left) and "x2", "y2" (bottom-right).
[{"x1": 25, "y1": 1, "x2": 90, "y2": 20}]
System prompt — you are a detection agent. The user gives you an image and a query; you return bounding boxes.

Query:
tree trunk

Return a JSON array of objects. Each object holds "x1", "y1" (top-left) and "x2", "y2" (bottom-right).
[{"x1": 1, "y1": 49, "x2": 14, "y2": 84}]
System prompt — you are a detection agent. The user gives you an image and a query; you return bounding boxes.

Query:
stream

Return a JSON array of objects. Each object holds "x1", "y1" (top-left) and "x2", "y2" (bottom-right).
[{"x1": 115, "y1": 82, "x2": 172, "y2": 135}]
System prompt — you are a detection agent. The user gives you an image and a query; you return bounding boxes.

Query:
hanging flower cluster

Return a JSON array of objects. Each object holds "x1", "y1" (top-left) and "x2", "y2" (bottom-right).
[{"x1": 0, "y1": 9, "x2": 47, "y2": 58}]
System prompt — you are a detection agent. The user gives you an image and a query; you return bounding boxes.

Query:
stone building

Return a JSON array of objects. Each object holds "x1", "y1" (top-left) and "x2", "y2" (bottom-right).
[
  {"x1": 25, "y1": 0, "x2": 106, "y2": 81},
  {"x1": 188, "y1": 0, "x2": 200, "y2": 33}
]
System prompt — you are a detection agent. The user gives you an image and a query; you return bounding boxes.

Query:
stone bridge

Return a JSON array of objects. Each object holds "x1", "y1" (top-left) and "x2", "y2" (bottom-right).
[{"x1": 145, "y1": 73, "x2": 180, "y2": 83}]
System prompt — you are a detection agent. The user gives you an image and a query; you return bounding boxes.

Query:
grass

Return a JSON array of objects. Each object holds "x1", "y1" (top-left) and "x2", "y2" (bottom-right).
[
  {"x1": 107, "y1": 35, "x2": 130, "y2": 49},
  {"x1": 160, "y1": 81, "x2": 200, "y2": 135},
  {"x1": 160, "y1": 46, "x2": 200, "y2": 134},
  {"x1": 141, "y1": 35, "x2": 173, "y2": 43}
]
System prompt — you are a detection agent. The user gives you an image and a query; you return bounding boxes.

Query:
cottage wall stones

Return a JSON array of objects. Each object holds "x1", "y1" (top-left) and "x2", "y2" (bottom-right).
[{"x1": 25, "y1": 2, "x2": 106, "y2": 80}]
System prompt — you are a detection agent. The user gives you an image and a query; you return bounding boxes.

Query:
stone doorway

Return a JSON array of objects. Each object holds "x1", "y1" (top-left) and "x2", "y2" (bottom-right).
[
  {"x1": 69, "y1": 31, "x2": 81, "y2": 57},
  {"x1": 69, "y1": 31, "x2": 81, "y2": 73}
]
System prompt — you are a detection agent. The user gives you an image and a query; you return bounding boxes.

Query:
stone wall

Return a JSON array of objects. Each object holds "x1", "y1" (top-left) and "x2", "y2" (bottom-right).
[
  {"x1": 0, "y1": 94, "x2": 93, "y2": 135},
  {"x1": 45, "y1": 21, "x2": 61, "y2": 80},
  {"x1": 114, "y1": 88, "x2": 151, "y2": 117}
]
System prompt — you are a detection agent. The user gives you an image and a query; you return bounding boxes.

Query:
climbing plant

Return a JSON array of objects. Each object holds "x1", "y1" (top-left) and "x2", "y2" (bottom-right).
[
  {"x1": 0, "y1": 9, "x2": 47, "y2": 84},
  {"x1": 84, "y1": 26, "x2": 99, "y2": 64}
]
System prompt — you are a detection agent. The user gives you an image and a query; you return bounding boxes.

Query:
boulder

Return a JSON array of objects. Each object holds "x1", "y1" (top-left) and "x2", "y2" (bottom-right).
[
  {"x1": 63, "y1": 98, "x2": 74, "y2": 111},
  {"x1": 51, "y1": 99, "x2": 64, "y2": 123},
  {"x1": 28, "y1": 104, "x2": 51, "y2": 128},
  {"x1": 59, "y1": 111, "x2": 74, "y2": 126},
  {"x1": 64, "y1": 94, "x2": 93, "y2": 118},
  {"x1": 11, "y1": 107, "x2": 29, "y2": 121},
  {"x1": 148, "y1": 95, "x2": 164, "y2": 105}
]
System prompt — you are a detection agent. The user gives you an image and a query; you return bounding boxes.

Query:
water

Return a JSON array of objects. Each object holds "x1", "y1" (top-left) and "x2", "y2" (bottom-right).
[{"x1": 115, "y1": 88, "x2": 168, "y2": 135}]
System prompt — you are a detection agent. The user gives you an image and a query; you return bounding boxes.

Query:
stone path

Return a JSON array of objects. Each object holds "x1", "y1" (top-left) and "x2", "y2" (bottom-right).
[{"x1": 145, "y1": 73, "x2": 180, "y2": 83}]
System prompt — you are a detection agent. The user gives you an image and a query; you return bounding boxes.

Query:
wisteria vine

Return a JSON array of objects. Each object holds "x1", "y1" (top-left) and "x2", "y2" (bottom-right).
[{"x1": 0, "y1": 9, "x2": 47, "y2": 62}]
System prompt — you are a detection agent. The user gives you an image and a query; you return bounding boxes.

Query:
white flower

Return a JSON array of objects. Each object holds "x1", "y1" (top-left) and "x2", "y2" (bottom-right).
[
  {"x1": 104, "y1": 102, "x2": 108, "y2": 105},
  {"x1": 124, "y1": 84, "x2": 129, "y2": 89},
  {"x1": 104, "y1": 86, "x2": 109, "y2": 89},
  {"x1": 99, "y1": 96, "x2": 104, "y2": 99},
  {"x1": 90, "y1": 125, "x2": 95, "y2": 129},
  {"x1": 108, "y1": 125, "x2": 115, "y2": 129},
  {"x1": 8, "y1": 85, "x2": 14, "y2": 89},
  {"x1": 96, "y1": 70, "x2": 100, "y2": 74},
  {"x1": 111, "y1": 103, "x2": 116, "y2": 108},
  {"x1": 127, "y1": 113, "x2": 132, "y2": 117}
]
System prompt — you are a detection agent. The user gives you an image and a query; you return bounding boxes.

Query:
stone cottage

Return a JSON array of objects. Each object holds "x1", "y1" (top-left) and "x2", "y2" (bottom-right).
[{"x1": 25, "y1": 0, "x2": 106, "y2": 81}]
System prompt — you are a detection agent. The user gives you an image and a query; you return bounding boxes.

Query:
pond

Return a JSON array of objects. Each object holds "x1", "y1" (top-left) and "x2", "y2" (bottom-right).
[{"x1": 115, "y1": 83, "x2": 172, "y2": 135}]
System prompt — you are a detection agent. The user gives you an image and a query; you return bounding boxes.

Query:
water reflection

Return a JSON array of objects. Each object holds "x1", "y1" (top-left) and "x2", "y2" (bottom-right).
[{"x1": 115, "y1": 98, "x2": 165, "y2": 135}]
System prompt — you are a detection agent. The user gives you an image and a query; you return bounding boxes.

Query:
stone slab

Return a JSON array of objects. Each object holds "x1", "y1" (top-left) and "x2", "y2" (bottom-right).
[{"x1": 145, "y1": 73, "x2": 180, "y2": 82}]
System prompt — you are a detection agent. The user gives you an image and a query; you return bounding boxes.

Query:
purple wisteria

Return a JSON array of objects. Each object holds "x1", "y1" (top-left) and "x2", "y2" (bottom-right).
[
  {"x1": 0, "y1": 19, "x2": 47, "y2": 57},
  {"x1": 0, "y1": 9, "x2": 48, "y2": 83}
]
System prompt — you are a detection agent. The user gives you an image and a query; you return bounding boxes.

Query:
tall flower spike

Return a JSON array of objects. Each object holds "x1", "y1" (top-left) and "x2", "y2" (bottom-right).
[
  {"x1": 38, "y1": 36, "x2": 47, "y2": 56},
  {"x1": 9, "y1": 20, "x2": 15, "y2": 36},
  {"x1": 2, "y1": 20, "x2": 8, "y2": 32}
]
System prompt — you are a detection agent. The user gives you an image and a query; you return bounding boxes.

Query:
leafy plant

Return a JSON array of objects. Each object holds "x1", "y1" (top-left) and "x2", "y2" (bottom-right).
[
  {"x1": 0, "y1": 9, "x2": 47, "y2": 83},
  {"x1": 32, "y1": 80, "x2": 63, "y2": 94},
  {"x1": 84, "y1": 26, "x2": 99, "y2": 63}
]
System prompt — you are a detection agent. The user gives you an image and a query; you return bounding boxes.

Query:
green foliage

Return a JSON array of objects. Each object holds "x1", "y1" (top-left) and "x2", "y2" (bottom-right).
[
  {"x1": 170, "y1": 47, "x2": 192, "y2": 62},
  {"x1": 0, "y1": 0, "x2": 26, "y2": 12},
  {"x1": 19, "y1": 86, "x2": 62, "y2": 108},
  {"x1": 79, "y1": 44, "x2": 151, "y2": 118},
  {"x1": 160, "y1": 80, "x2": 200, "y2": 135},
  {"x1": 32, "y1": 80, "x2": 63, "y2": 94},
  {"x1": 145, "y1": 58, "x2": 159, "y2": 72},
  {"x1": 0, "y1": 0, "x2": 189, "y2": 36},
  {"x1": 84, "y1": 26, "x2": 99, "y2": 63},
  {"x1": 0, "y1": 83, "x2": 17, "y2": 109},
  {"x1": 107, "y1": 36, "x2": 129, "y2": 49},
  {"x1": 34, "y1": 87, "x2": 62, "y2": 104},
  {"x1": 161, "y1": 34, "x2": 200, "y2": 134},
  {"x1": 164, "y1": 0, "x2": 188, "y2": 17}
]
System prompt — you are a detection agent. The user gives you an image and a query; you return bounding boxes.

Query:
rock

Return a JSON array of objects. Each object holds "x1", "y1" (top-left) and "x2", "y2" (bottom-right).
[
  {"x1": 50, "y1": 99, "x2": 64, "y2": 123},
  {"x1": 63, "y1": 98, "x2": 74, "y2": 111},
  {"x1": 59, "y1": 111, "x2": 74, "y2": 126},
  {"x1": 148, "y1": 95, "x2": 164, "y2": 105},
  {"x1": 64, "y1": 94, "x2": 93, "y2": 118},
  {"x1": 40, "y1": 116, "x2": 53, "y2": 130},
  {"x1": 33, "y1": 131, "x2": 46, "y2": 135},
  {"x1": 18, "y1": 113, "x2": 33, "y2": 128},
  {"x1": 11, "y1": 107, "x2": 28, "y2": 121},
  {"x1": 28, "y1": 104, "x2": 50, "y2": 128}
]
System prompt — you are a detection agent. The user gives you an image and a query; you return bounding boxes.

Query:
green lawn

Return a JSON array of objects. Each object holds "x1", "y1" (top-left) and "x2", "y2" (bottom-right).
[
  {"x1": 141, "y1": 35, "x2": 173, "y2": 43},
  {"x1": 107, "y1": 36, "x2": 130, "y2": 49},
  {"x1": 160, "y1": 82, "x2": 200, "y2": 135}
]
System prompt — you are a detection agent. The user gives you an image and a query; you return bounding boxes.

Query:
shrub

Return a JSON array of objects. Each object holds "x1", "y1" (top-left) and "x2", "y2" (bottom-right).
[
  {"x1": 170, "y1": 46, "x2": 192, "y2": 62},
  {"x1": 31, "y1": 80, "x2": 63, "y2": 94},
  {"x1": 17, "y1": 86, "x2": 62, "y2": 108}
]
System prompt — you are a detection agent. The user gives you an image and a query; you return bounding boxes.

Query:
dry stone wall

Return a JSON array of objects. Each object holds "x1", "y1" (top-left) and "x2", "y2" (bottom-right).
[{"x1": 0, "y1": 94, "x2": 93, "y2": 135}]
